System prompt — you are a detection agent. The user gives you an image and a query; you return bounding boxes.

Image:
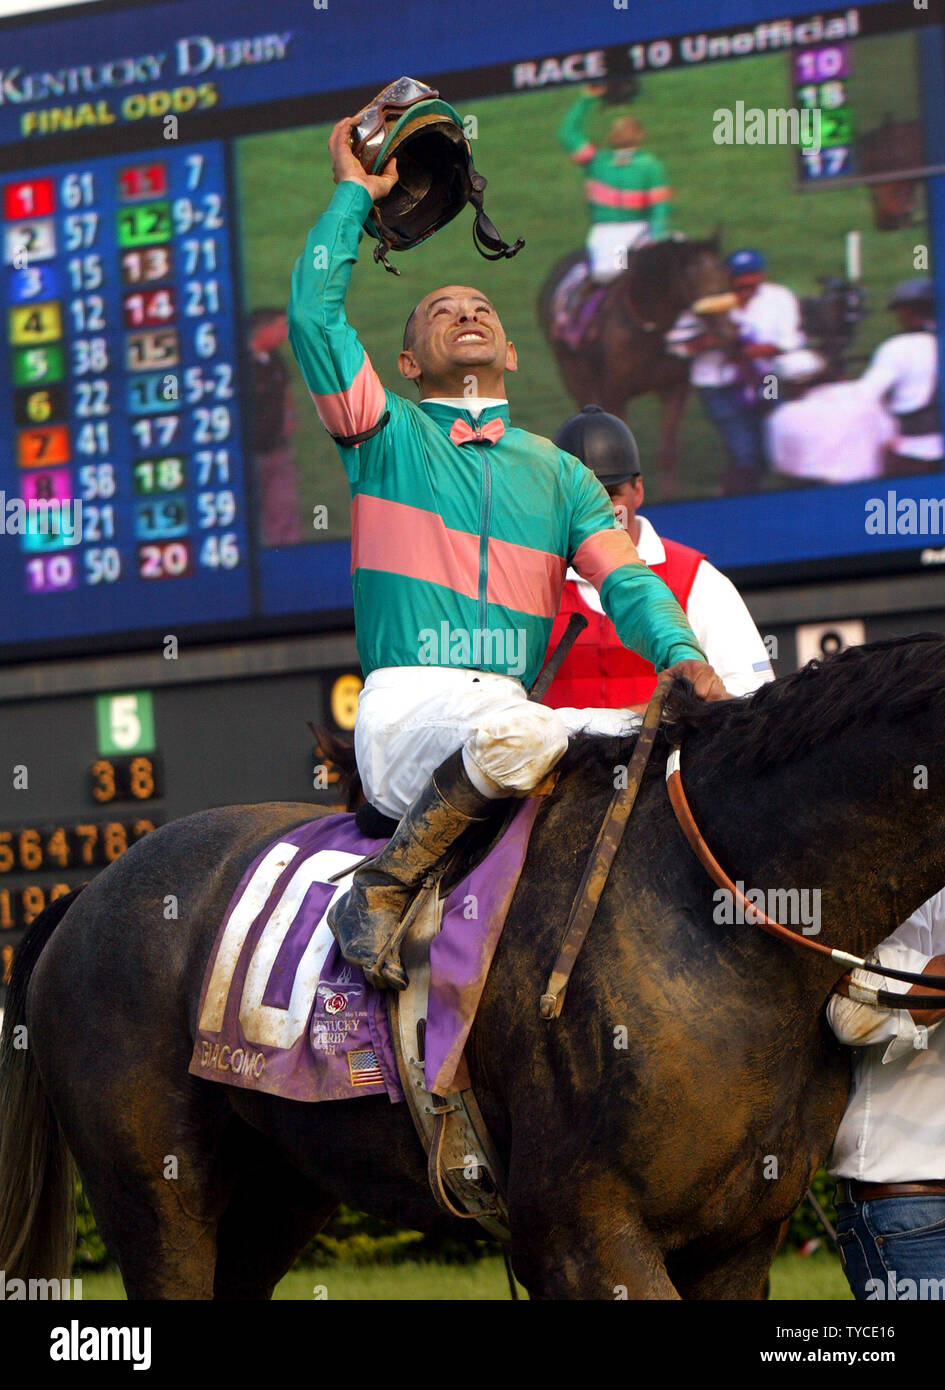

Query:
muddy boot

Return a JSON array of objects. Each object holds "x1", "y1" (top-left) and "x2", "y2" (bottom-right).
[{"x1": 327, "y1": 749, "x2": 495, "y2": 990}]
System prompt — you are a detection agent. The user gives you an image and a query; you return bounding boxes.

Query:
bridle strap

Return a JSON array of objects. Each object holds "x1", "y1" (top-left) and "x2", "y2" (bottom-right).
[
  {"x1": 665, "y1": 745, "x2": 945, "y2": 1001},
  {"x1": 539, "y1": 675, "x2": 669, "y2": 1020}
]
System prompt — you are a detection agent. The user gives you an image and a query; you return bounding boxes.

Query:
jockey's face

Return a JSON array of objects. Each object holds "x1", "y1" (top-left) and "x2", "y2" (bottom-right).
[
  {"x1": 732, "y1": 273, "x2": 763, "y2": 306},
  {"x1": 609, "y1": 116, "x2": 644, "y2": 149},
  {"x1": 609, "y1": 477, "x2": 644, "y2": 532},
  {"x1": 398, "y1": 286, "x2": 518, "y2": 396}
]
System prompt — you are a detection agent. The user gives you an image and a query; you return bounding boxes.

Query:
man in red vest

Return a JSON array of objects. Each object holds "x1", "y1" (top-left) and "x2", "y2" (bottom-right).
[{"x1": 543, "y1": 406, "x2": 774, "y2": 711}]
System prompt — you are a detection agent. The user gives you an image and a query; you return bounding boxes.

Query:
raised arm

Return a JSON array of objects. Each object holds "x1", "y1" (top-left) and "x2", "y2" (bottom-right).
[
  {"x1": 286, "y1": 117, "x2": 398, "y2": 449},
  {"x1": 559, "y1": 91, "x2": 599, "y2": 165}
]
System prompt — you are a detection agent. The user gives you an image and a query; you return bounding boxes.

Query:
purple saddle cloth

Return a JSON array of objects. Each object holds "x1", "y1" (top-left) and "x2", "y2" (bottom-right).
[{"x1": 189, "y1": 800, "x2": 542, "y2": 1104}]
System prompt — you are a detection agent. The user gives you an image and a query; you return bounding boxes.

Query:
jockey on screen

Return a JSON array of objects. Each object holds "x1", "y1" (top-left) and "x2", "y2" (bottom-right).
[
  {"x1": 558, "y1": 85, "x2": 672, "y2": 283},
  {"x1": 287, "y1": 109, "x2": 726, "y2": 992}
]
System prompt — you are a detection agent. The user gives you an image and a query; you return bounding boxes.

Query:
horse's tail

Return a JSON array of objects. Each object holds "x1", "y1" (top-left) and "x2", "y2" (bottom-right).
[
  {"x1": 311, "y1": 725, "x2": 363, "y2": 811},
  {"x1": 0, "y1": 886, "x2": 85, "y2": 1280}
]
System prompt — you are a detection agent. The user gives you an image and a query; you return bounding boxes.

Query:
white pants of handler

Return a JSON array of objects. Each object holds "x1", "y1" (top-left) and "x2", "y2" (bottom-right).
[
  {"x1": 355, "y1": 666, "x2": 642, "y2": 820},
  {"x1": 587, "y1": 221, "x2": 651, "y2": 282}
]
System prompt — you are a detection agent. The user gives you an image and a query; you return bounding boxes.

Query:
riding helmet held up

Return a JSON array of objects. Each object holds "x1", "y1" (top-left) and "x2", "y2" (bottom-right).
[{"x1": 349, "y1": 77, "x2": 525, "y2": 273}]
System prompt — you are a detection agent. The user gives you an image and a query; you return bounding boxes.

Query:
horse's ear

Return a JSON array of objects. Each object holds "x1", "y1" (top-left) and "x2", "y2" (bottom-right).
[{"x1": 708, "y1": 223, "x2": 723, "y2": 252}]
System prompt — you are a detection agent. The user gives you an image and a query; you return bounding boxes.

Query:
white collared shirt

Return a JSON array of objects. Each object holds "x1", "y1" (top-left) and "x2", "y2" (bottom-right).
[
  {"x1": 426, "y1": 396, "x2": 508, "y2": 416},
  {"x1": 859, "y1": 332, "x2": 942, "y2": 461},
  {"x1": 827, "y1": 888, "x2": 945, "y2": 1182},
  {"x1": 673, "y1": 282, "x2": 806, "y2": 388},
  {"x1": 766, "y1": 381, "x2": 895, "y2": 483},
  {"x1": 566, "y1": 514, "x2": 773, "y2": 696}
]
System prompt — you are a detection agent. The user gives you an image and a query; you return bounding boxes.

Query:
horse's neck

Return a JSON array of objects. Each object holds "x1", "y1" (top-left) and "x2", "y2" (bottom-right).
[
  {"x1": 621, "y1": 250, "x2": 692, "y2": 331},
  {"x1": 685, "y1": 734, "x2": 945, "y2": 965}
]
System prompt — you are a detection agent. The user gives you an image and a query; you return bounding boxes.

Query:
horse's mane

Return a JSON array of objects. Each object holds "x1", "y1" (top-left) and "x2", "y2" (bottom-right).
[
  {"x1": 627, "y1": 235, "x2": 719, "y2": 298},
  {"x1": 559, "y1": 633, "x2": 945, "y2": 779}
]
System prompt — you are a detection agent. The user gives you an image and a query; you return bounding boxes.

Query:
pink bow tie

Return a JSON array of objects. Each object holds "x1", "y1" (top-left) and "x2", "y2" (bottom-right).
[{"x1": 448, "y1": 416, "x2": 506, "y2": 447}]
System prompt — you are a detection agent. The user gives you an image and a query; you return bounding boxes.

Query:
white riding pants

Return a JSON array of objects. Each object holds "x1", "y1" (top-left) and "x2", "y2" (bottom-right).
[
  {"x1": 587, "y1": 220, "x2": 651, "y2": 282},
  {"x1": 355, "y1": 666, "x2": 641, "y2": 819}
]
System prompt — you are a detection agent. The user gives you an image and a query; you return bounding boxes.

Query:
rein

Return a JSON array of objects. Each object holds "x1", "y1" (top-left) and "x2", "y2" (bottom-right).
[
  {"x1": 542, "y1": 679, "x2": 945, "y2": 1019},
  {"x1": 665, "y1": 743, "x2": 945, "y2": 1010}
]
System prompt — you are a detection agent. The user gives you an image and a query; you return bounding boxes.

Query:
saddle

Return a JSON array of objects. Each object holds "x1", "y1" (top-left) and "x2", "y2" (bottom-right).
[{"x1": 551, "y1": 257, "x2": 610, "y2": 351}]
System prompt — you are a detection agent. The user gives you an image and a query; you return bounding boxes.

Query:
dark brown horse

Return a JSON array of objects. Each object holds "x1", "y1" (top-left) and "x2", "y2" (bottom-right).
[
  {"x1": 538, "y1": 237, "x2": 735, "y2": 498},
  {"x1": 857, "y1": 118, "x2": 925, "y2": 231},
  {"x1": 3, "y1": 635, "x2": 945, "y2": 1299}
]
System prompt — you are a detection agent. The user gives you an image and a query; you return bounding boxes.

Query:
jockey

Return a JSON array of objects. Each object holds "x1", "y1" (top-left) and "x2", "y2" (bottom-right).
[
  {"x1": 287, "y1": 115, "x2": 726, "y2": 990},
  {"x1": 542, "y1": 406, "x2": 774, "y2": 708},
  {"x1": 558, "y1": 85, "x2": 672, "y2": 283}
]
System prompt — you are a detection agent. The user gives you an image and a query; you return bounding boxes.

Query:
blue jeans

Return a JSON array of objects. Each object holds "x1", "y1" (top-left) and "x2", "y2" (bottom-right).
[
  {"x1": 835, "y1": 1190, "x2": 945, "y2": 1300},
  {"x1": 697, "y1": 384, "x2": 766, "y2": 474}
]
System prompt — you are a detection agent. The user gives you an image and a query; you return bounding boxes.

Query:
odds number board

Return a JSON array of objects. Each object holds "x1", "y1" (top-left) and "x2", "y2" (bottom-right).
[
  {"x1": 0, "y1": 691, "x2": 164, "y2": 992},
  {"x1": 1, "y1": 144, "x2": 251, "y2": 642},
  {"x1": 792, "y1": 43, "x2": 856, "y2": 182}
]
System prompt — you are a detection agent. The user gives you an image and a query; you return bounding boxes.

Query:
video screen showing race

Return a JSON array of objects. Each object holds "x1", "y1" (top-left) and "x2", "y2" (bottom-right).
[{"x1": 238, "y1": 24, "x2": 940, "y2": 547}]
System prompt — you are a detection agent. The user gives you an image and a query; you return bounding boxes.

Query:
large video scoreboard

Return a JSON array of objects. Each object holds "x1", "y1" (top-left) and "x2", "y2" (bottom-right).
[
  {"x1": 3, "y1": 142, "x2": 250, "y2": 628},
  {"x1": 0, "y1": 0, "x2": 943, "y2": 664}
]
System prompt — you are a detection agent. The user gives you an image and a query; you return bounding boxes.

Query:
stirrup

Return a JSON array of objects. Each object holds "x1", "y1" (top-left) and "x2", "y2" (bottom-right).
[{"x1": 370, "y1": 874, "x2": 438, "y2": 990}]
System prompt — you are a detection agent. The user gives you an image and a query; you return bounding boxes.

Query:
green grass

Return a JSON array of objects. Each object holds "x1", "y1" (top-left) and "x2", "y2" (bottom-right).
[
  {"x1": 235, "y1": 29, "x2": 926, "y2": 521},
  {"x1": 73, "y1": 1249, "x2": 851, "y2": 1300}
]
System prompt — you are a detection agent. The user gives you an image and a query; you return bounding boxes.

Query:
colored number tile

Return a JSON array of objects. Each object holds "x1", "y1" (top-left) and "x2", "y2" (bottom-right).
[
  {"x1": 116, "y1": 202, "x2": 171, "y2": 248},
  {"x1": 792, "y1": 44, "x2": 850, "y2": 82},
  {"x1": 136, "y1": 539, "x2": 192, "y2": 579},
  {"x1": 127, "y1": 373, "x2": 179, "y2": 416},
  {"x1": 20, "y1": 524, "x2": 79, "y2": 553},
  {"x1": 23, "y1": 553, "x2": 78, "y2": 593},
  {"x1": 124, "y1": 330, "x2": 180, "y2": 370},
  {"x1": 134, "y1": 496, "x2": 189, "y2": 540},
  {"x1": 3, "y1": 178, "x2": 55, "y2": 221},
  {"x1": 3, "y1": 218, "x2": 56, "y2": 264},
  {"x1": 820, "y1": 110, "x2": 855, "y2": 148},
  {"x1": 800, "y1": 145, "x2": 854, "y2": 180},
  {"x1": 8, "y1": 301, "x2": 63, "y2": 345},
  {"x1": 132, "y1": 456, "x2": 187, "y2": 495},
  {"x1": 12, "y1": 343, "x2": 65, "y2": 386},
  {"x1": 17, "y1": 425, "x2": 71, "y2": 467},
  {"x1": 14, "y1": 383, "x2": 67, "y2": 427},
  {"x1": 120, "y1": 244, "x2": 173, "y2": 286},
  {"x1": 19, "y1": 468, "x2": 72, "y2": 505},
  {"x1": 118, "y1": 163, "x2": 168, "y2": 201},
  {"x1": 7, "y1": 263, "x2": 59, "y2": 304},
  {"x1": 123, "y1": 286, "x2": 177, "y2": 329}
]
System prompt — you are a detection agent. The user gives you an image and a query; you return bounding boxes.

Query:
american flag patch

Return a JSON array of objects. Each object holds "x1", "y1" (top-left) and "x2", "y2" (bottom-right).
[{"x1": 347, "y1": 1048, "x2": 384, "y2": 1087}]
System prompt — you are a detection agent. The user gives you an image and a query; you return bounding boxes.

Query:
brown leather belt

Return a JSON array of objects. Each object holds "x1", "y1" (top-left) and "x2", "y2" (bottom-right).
[{"x1": 841, "y1": 1179, "x2": 945, "y2": 1202}]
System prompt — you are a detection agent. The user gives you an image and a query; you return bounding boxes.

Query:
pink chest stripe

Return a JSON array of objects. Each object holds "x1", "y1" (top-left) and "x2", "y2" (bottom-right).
[{"x1": 351, "y1": 494, "x2": 565, "y2": 617}]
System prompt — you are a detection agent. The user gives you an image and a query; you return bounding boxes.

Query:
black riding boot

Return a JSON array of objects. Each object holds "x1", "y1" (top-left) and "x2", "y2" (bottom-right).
[{"x1": 327, "y1": 749, "x2": 496, "y2": 991}]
